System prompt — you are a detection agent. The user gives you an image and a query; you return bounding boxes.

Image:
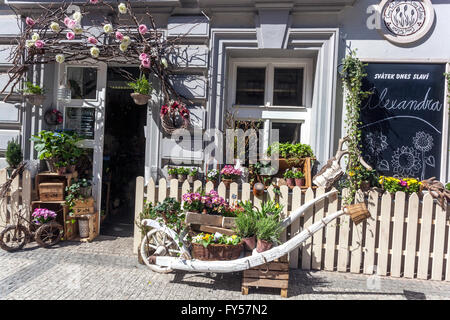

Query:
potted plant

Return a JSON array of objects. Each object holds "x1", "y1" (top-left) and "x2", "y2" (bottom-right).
[
  {"x1": 167, "y1": 167, "x2": 177, "y2": 180},
  {"x1": 283, "y1": 169, "x2": 294, "y2": 187},
  {"x1": 206, "y1": 169, "x2": 219, "y2": 186},
  {"x1": 293, "y1": 170, "x2": 305, "y2": 187},
  {"x1": 255, "y1": 216, "x2": 282, "y2": 253},
  {"x1": 177, "y1": 167, "x2": 189, "y2": 183},
  {"x1": 31, "y1": 208, "x2": 57, "y2": 225},
  {"x1": 220, "y1": 165, "x2": 242, "y2": 188},
  {"x1": 128, "y1": 75, "x2": 153, "y2": 105},
  {"x1": 182, "y1": 189, "x2": 228, "y2": 215},
  {"x1": 22, "y1": 81, "x2": 46, "y2": 105},
  {"x1": 191, "y1": 232, "x2": 243, "y2": 261},
  {"x1": 348, "y1": 166, "x2": 379, "y2": 192},
  {"x1": 267, "y1": 142, "x2": 314, "y2": 170},
  {"x1": 5, "y1": 139, "x2": 23, "y2": 177},
  {"x1": 233, "y1": 201, "x2": 257, "y2": 250},
  {"x1": 188, "y1": 167, "x2": 198, "y2": 184}
]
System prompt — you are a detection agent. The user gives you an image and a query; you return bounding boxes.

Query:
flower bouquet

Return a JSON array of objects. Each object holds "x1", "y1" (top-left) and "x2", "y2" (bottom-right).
[
  {"x1": 32, "y1": 208, "x2": 57, "y2": 225},
  {"x1": 182, "y1": 190, "x2": 228, "y2": 215},
  {"x1": 220, "y1": 165, "x2": 242, "y2": 187},
  {"x1": 378, "y1": 176, "x2": 421, "y2": 195},
  {"x1": 191, "y1": 232, "x2": 243, "y2": 261},
  {"x1": 206, "y1": 169, "x2": 219, "y2": 186},
  {"x1": 160, "y1": 100, "x2": 190, "y2": 134}
]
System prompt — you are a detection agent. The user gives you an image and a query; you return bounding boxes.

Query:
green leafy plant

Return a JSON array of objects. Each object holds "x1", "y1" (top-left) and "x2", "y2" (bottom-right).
[
  {"x1": 267, "y1": 142, "x2": 314, "y2": 159},
  {"x1": 348, "y1": 166, "x2": 379, "y2": 189},
  {"x1": 283, "y1": 169, "x2": 294, "y2": 179},
  {"x1": 188, "y1": 167, "x2": 198, "y2": 177},
  {"x1": 138, "y1": 198, "x2": 185, "y2": 235},
  {"x1": 192, "y1": 233, "x2": 241, "y2": 248},
  {"x1": 340, "y1": 49, "x2": 372, "y2": 204},
  {"x1": 255, "y1": 217, "x2": 282, "y2": 244},
  {"x1": 445, "y1": 183, "x2": 450, "y2": 191},
  {"x1": 177, "y1": 167, "x2": 189, "y2": 175},
  {"x1": 6, "y1": 139, "x2": 22, "y2": 168},
  {"x1": 127, "y1": 75, "x2": 152, "y2": 95},
  {"x1": 167, "y1": 167, "x2": 178, "y2": 175},
  {"x1": 23, "y1": 81, "x2": 44, "y2": 95},
  {"x1": 233, "y1": 205, "x2": 257, "y2": 238},
  {"x1": 65, "y1": 178, "x2": 91, "y2": 216},
  {"x1": 378, "y1": 176, "x2": 421, "y2": 194},
  {"x1": 293, "y1": 170, "x2": 305, "y2": 179},
  {"x1": 30, "y1": 130, "x2": 84, "y2": 168}
]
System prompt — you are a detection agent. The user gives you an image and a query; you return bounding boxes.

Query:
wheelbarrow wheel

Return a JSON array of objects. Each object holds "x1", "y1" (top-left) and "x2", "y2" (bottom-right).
[
  {"x1": 35, "y1": 221, "x2": 63, "y2": 248},
  {"x1": 140, "y1": 228, "x2": 184, "y2": 273},
  {"x1": 0, "y1": 224, "x2": 30, "y2": 252}
]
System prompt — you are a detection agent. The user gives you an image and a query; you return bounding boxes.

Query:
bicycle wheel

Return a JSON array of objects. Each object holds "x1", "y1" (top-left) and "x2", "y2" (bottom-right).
[
  {"x1": 0, "y1": 224, "x2": 30, "y2": 252},
  {"x1": 35, "y1": 221, "x2": 63, "y2": 248}
]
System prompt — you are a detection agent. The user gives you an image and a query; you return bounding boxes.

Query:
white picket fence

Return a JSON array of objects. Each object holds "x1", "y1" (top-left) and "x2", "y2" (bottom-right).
[
  {"x1": 134, "y1": 177, "x2": 450, "y2": 281},
  {"x1": 0, "y1": 168, "x2": 32, "y2": 228}
]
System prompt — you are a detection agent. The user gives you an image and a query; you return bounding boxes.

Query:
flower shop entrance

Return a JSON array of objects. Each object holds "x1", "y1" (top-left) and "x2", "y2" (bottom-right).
[{"x1": 100, "y1": 66, "x2": 146, "y2": 234}]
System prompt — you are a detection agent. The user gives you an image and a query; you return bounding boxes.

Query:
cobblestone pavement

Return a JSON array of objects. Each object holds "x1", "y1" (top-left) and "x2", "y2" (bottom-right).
[{"x1": 1, "y1": 235, "x2": 449, "y2": 300}]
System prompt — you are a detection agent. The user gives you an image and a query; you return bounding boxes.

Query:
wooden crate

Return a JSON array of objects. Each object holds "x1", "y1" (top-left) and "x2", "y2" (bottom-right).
[
  {"x1": 241, "y1": 258, "x2": 290, "y2": 298},
  {"x1": 278, "y1": 157, "x2": 313, "y2": 189},
  {"x1": 74, "y1": 211, "x2": 99, "y2": 242},
  {"x1": 72, "y1": 197, "x2": 94, "y2": 216},
  {"x1": 39, "y1": 182, "x2": 65, "y2": 201},
  {"x1": 185, "y1": 212, "x2": 236, "y2": 236},
  {"x1": 35, "y1": 171, "x2": 77, "y2": 199}
]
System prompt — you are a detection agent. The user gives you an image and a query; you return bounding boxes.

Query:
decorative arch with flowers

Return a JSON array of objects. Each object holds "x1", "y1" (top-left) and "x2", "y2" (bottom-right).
[{"x1": 1, "y1": 0, "x2": 194, "y2": 132}]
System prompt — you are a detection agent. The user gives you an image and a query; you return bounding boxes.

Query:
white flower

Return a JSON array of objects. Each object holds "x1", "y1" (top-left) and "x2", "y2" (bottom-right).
[
  {"x1": 90, "y1": 46, "x2": 100, "y2": 58},
  {"x1": 103, "y1": 24, "x2": 113, "y2": 33},
  {"x1": 73, "y1": 25, "x2": 83, "y2": 35},
  {"x1": 118, "y1": 3, "x2": 127, "y2": 14},
  {"x1": 31, "y1": 33, "x2": 40, "y2": 41},
  {"x1": 55, "y1": 54, "x2": 65, "y2": 63},
  {"x1": 25, "y1": 40, "x2": 35, "y2": 48},
  {"x1": 119, "y1": 43, "x2": 128, "y2": 52},
  {"x1": 50, "y1": 22, "x2": 60, "y2": 32},
  {"x1": 161, "y1": 58, "x2": 168, "y2": 68},
  {"x1": 72, "y1": 11, "x2": 82, "y2": 23},
  {"x1": 121, "y1": 35, "x2": 130, "y2": 45}
]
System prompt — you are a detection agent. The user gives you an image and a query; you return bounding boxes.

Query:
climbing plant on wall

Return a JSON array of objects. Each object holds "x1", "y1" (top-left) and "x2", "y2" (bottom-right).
[{"x1": 340, "y1": 49, "x2": 372, "y2": 204}]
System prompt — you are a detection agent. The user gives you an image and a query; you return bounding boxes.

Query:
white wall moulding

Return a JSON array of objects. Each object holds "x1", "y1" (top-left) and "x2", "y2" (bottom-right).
[
  {"x1": 168, "y1": 45, "x2": 209, "y2": 68},
  {"x1": 0, "y1": 102, "x2": 20, "y2": 123},
  {"x1": 170, "y1": 74, "x2": 207, "y2": 99},
  {"x1": 167, "y1": 15, "x2": 209, "y2": 38},
  {"x1": 255, "y1": 9, "x2": 291, "y2": 49}
]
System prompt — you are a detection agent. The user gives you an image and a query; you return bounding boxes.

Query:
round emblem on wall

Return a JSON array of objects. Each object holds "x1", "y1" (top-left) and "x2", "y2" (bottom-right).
[{"x1": 379, "y1": 0, "x2": 434, "y2": 44}]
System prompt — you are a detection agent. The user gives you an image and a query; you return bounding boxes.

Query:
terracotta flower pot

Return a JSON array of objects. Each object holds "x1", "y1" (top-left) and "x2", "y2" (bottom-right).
[
  {"x1": 253, "y1": 182, "x2": 265, "y2": 196},
  {"x1": 295, "y1": 178, "x2": 305, "y2": 187},
  {"x1": 256, "y1": 239, "x2": 273, "y2": 253},
  {"x1": 168, "y1": 174, "x2": 177, "y2": 180},
  {"x1": 222, "y1": 178, "x2": 234, "y2": 188},
  {"x1": 242, "y1": 235, "x2": 256, "y2": 251},
  {"x1": 286, "y1": 178, "x2": 294, "y2": 187},
  {"x1": 188, "y1": 175, "x2": 196, "y2": 184},
  {"x1": 130, "y1": 93, "x2": 151, "y2": 105},
  {"x1": 56, "y1": 166, "x2": 67, "y2": 175}
]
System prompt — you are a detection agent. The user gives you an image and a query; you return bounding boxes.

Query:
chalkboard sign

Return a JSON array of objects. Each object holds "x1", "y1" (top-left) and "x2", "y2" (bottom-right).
[
  {"x1": 360, "y1": 63, "x2": 446, "y2": 180},
  {"x1": 65, "y1": 107, "x2": 95, "y2": 140}
]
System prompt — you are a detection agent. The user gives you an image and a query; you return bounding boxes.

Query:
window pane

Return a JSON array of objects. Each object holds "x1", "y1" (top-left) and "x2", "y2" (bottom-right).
[
  {"x1": 67, "y1": 67, "x2": 97, "y2": 99},
  {"x1": 272, "y1": 122, "x2": 301, "y2": 144},
  {"x1": 235, "y1": 67, "x2": 265, "y2": 105},
  {"x1": 65, "y1": 107, "x2": 96, "y2": 140},
  {"x1": 273, "y1": 68, "x2": 303, "y2": 106}
]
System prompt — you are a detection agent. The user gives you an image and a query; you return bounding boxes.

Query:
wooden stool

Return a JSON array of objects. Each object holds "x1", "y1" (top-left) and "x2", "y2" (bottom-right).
[{"x1": 241, "y1": 257, "x2": 289, "y2": 298}]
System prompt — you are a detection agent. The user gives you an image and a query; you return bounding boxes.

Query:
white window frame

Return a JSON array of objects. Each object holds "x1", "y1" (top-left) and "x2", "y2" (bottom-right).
[{"x1": 227, "y1": 58, "x2": 313, "y2": 149}]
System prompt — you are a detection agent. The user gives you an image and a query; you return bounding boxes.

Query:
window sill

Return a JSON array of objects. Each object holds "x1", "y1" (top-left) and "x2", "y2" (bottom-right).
[{"x1": 232, "y1": 104, "x2": 307, "y2": 111}]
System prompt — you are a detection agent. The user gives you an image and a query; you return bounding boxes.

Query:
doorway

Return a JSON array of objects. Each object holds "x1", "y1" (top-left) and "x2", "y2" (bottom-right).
[{"x1": 101, "y1": 67, "x2": 146, "y2": 236}]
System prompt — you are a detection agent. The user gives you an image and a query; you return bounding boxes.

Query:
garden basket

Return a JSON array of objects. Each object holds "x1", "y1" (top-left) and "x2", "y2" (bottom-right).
[{"x1": 191, "y1": 242, "x2": 243, "y2": 261}]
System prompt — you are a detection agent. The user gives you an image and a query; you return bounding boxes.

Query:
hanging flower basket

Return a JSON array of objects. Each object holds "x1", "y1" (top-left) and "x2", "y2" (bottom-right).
[
  {"x1": 24, "y1": 93, "x2": 46, "y2": 105},
  {"x1": 160, "y1": 100, "x2": 191, "y2": 134},
  {"x1": 44, "y1": 109, "x2": 63, "y2": 126},
  {"x1": 130, "y1": 93, "x2": 151, "y2": 105}
]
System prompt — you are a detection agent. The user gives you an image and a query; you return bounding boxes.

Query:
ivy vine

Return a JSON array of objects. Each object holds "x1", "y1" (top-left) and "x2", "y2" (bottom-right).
[{"x1": 340, "y1": 49, "x2": 372, "y2": 204}]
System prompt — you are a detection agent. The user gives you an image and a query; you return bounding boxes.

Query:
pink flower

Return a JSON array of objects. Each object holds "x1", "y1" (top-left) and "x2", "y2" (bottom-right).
[
  {"x1": 64, "y1": 17, "x2": 71, "y2": 27},
  {"x1": 26, "y1": 17, "x2": 35, "y2": 26},
  {"x1": 67, "y1": 19, "x2": 77, "y2": 29},
  {"x1": 141, "y1": 58, "x2": 151, "y2": 68},
  {"x1": 66, "y1": 31, "x2": 75, "y2": 40},
  {"x1": 139, "y1": 53, "x2": 148, "y2": 61},
  {"x1": 88, "y1": 36, "x2": 98, "y2": 44},
  {"x1": 138, "y1": 24, "x2": 148, "y2": 34},
  {"x1": 90, "y1": 0, "x2": 99, "y2": 4},
  {"x1": 115, "y1": 31, "x2": 123, "y2": 41},
  {"x1": 35, "y1": 40, "x2": 44, "y2": 48}
]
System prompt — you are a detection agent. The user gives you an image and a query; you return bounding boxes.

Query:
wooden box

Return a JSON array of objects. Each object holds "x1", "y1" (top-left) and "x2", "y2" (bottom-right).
[
  {"x1": 35, "y1": 171, "x2": 77, "y2": 200},
  {"x1": 39, "y1": 182, "x2": 65, "y2": 201},
  {"x1": 241, "y1": 258, "x2": 290, "y2": 298},
  {"x1": 185, "y1": 212, "x2": 236, "y2": 236},
  {"x1": 72, "y1": 197, "x2": 95, "y2": 216}
]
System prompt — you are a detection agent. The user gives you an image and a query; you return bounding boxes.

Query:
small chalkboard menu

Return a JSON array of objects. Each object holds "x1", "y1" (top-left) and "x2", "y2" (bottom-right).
[
  {"x1": 65, "y1": 107, "x2": 95, "y2": 140},
  {"x1": 360, "y1": 63, "x2": 446, "y2": 180}
]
